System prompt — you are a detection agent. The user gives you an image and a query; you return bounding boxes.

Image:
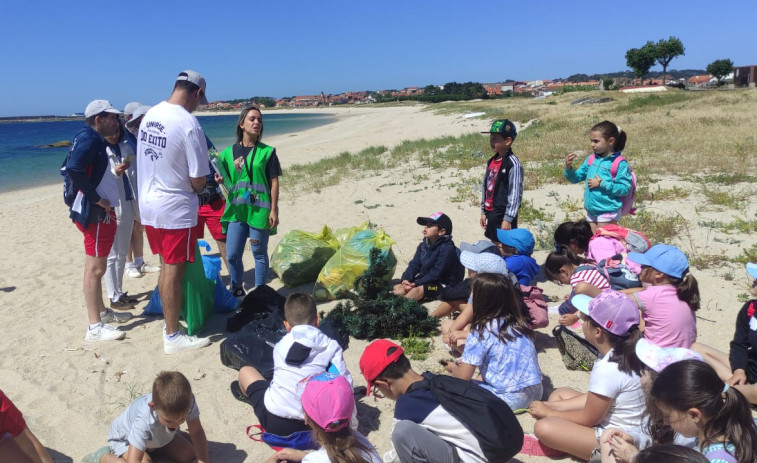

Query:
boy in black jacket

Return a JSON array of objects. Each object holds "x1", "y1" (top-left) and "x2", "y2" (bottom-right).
[
  {"x1": 480, "y1": 119, "x2": 523, "y2": 241},
  {"x1": 393, "y1": 212, "x2": 463, "y2": 301}
]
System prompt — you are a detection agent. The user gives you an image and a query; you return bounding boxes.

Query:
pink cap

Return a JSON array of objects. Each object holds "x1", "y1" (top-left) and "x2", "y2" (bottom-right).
[{"x1": 301, "y1": 372, "x2": 353, "y2": 432}]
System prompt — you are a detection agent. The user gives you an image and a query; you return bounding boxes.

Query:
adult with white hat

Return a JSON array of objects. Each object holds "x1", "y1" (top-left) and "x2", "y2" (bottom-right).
[
  {"x1": 67, "y1": 100, "x2": 133, "y2": 342},
  {"x1": 136, "y1": 70, "x2": 211, "y2": 354}
]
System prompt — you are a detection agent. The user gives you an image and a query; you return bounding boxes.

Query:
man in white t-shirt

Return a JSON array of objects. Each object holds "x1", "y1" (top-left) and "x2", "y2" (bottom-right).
[
  {"x1": 137, "y1": 70, "x2": 211, "y2": 354},
  {"x1": 67, "y1": 100, "x2": 134, "y2": 343}
]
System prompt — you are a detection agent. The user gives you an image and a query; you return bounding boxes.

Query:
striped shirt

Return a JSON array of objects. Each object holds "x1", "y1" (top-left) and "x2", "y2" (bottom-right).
[{"x1": 570, "y1": 266, "x2": 610, "y2": 290}]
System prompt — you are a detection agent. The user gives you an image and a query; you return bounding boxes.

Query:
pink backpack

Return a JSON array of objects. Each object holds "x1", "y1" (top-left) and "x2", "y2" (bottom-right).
[{"x1": 587, "y1": 154, "x2": 637, "y2": 216}]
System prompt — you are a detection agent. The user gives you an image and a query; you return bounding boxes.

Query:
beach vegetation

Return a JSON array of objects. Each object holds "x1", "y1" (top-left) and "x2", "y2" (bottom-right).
[
  {"x1": 635, "y1": 185, "x2": 689, "y2": 203},
  {"x1": 699, "y1": 218, "x2": 757, "y2": 234},
  {"x1": 700, "y1": 187, "x2": 747, "y2": 209},
  {"x1": 734, "y1": 244, "x2": 757, "y2": 264},
  {"x1": 399, "y1": 330, "x2": 433, "y2": 361},
  {"x1": 519, "y1": 199, "x2": 554, "y2": 224},
  {"x1": 620, "y1": 210, "x2": 686, "y2": 244}
]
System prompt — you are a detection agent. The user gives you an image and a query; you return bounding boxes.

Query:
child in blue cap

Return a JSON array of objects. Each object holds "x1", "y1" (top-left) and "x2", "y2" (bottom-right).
[
  {"x1": 480, "y1": 119, "x2": 523, "y2": 241},
  {"x1": 626, "y1": 244, "x2": 700, "y2": 349},
  {"x1": 495, "y1": 228, "x2": 539, "y2": 286}
]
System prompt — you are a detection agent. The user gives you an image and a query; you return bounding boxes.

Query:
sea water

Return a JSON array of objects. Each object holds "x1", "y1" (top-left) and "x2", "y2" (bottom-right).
[{"x1": 0, "y1": 112, "x2": 335, "y2": 193}]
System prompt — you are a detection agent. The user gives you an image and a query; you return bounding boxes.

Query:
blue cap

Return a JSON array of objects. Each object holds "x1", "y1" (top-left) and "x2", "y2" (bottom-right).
[
  {"x1": 627, "y1": 244, "x2": 689, "y2": 279},
  {"x1": 746, "y1": 262, "x2": 757, "y2": 279},
  {"x1": 496, "y1": 228, "x2": 535, "y2": 255}
]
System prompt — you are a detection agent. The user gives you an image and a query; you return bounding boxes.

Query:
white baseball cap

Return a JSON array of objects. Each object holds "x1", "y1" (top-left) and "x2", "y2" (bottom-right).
[
  {"x1": 176, "y1": 70, "x2": 208, "y2": 105},
  {"x1": 84, "y1": 100, "x2": 121, "y2": 118},
  {"x1": 123, "y1": 102, "x2": 142, "y2": 116},
  {"x1": 126, "y1": 105, "x2": 151, "y2": 129}
]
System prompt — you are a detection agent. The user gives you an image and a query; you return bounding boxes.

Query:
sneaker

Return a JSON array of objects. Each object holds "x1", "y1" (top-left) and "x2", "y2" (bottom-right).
[
  {"x1": 139, "y1": 263, "x2": 161, "y2": 274},
  {"x1": 164, "y1": 333, "x2": 211, "y2": 354},
  {"x1": 101, "y1": 309, "x2": 133, "y2": 324},
  {"x1": 520, "y1": 434, "x2": 565, "y2": 457},
  {"x1": 85, "y1": 324, "x2": 126, "y2": 342},
  {"x1": 111, "y1": 294, "x2": 137, "y2": 309},
  {"x1": 231, "y1": 285, "x2": 246, "y2": 299},
  {"x1": 126, "y1": 265, "x2": 143, "y2": 279}
]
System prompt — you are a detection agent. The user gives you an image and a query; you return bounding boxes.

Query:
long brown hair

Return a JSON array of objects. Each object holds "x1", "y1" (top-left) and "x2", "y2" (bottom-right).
[
  {"x1": 235, "y1": 104, "x2": 263, "y2": 144},
  {"x1": 306, "y1": 412, "x2": 373, "y2": 463},
  {"x1": 470, "y1": 273, "x2": 533, "y2": 343},
  {"x1": 650, "y1": 360, "x2": 757, "y2": 463}
]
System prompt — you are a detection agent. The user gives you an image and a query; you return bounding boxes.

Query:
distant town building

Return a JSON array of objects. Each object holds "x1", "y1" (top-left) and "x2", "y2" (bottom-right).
[{"x1": 733, "y1": 65, "x2": 756, "y2": 87}]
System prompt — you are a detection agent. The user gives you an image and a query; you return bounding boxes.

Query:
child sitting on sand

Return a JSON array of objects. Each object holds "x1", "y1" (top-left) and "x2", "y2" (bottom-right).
[
  {"x1": 527, "y1": 290, "x2": 645, "y2": 461},
  {"x1": 0, "y1": 389, "x2": 53, "y2": 463},
  {"x1": 444, "y1": 273, "x2": 543, "y2": 411},
  {"x1": 626, "y1": 244, "x2": 699, "y2": 348},
  {"x1": 544, "y1": 248, "x2": 610, "y2": 327},
  {"x1": 496, "y1": 228, "x2": 540, "y2": 286},
  {"x1": 393, "y1": 212, "x2": 463, "y2": 301},
  {"x1": 264, "y1": 372, "x2": 381, "y2": 463},
  {"x1": 232, "y1": 293, "x2": 353, "y2": 437},
  {"x1": 479, "y1": 119, "x2": 523, "y2": 240},
  {"x1": 564, "y1": 121, "x2": 632, "y2": 233},
  {"x1": 102, "y1": 371, "x2": 210, "y2": 463}
]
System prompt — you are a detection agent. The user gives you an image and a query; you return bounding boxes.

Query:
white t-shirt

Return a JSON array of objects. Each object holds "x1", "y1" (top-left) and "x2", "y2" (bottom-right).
[
  {"x1": 136, "y1": 101, "x2": 209, "y2": 229},
  {"x1": 302, "y1": 430, "x2": 381, "y2": 463},
  {"x1": 588, "y1": 349, "x2": 645, "y2": 432}
]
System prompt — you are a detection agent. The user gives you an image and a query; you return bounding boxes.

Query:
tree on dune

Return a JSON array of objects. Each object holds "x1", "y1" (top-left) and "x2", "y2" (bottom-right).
[
  {"x1": 651, "y1": 36, "x2": 685, "y2": 85},
  {"x1": 625, "y1": 44, "x2": 656, "y2": 85},
  {"x1": 706, "y1": 58, "x2": 734, "y2": 85}
]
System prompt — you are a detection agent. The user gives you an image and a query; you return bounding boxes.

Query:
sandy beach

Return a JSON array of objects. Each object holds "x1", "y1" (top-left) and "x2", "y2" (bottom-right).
[{"x1": 1, "y1": 103, "x2": 754, "y2": 462}]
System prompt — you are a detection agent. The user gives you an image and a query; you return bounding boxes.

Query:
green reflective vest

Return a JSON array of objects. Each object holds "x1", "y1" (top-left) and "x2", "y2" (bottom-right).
[{"x1": 218, "y1": 143, "x2": 274, "y2": 233}]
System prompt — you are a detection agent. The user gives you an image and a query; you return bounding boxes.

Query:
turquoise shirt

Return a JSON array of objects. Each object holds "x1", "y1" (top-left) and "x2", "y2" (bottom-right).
[{"x1": 564, "y1": 152, "x2": 632, "y2": 216}]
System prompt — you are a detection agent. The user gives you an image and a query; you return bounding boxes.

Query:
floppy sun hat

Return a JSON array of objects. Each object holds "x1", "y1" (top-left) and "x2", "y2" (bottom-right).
[
  {"x1": 460, "y1": 250, "x2": 508, "y2": 275},
  {"x1": 635, "y1": 338, "x2": 704, "y2": 373}
]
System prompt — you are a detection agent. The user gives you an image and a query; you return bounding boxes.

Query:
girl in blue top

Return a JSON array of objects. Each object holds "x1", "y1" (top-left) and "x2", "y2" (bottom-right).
[
  {"x1": 565, "y1": 121, "x2": 632, "y2": 233},
  {"x1": 445, "y1": 272, "x2": 542, "y2": 411}
]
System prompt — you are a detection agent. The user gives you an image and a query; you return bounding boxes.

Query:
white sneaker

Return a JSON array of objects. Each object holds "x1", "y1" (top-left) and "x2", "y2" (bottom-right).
[
  {"x1": 164, "y1": 333, "x2": 211, "y2": 354},
  {"x1": 100, "y1": 309, "x2": 133, "y2": 324},
  {"x1": 126, "y1": 265, "x2": 143, "y2": 279},
  {"x1": 85, "y1": 324, "x2": 125, "y2": 341},
  {"x1": 140, "y1": 263, "x2": 161, "y2": 274}
]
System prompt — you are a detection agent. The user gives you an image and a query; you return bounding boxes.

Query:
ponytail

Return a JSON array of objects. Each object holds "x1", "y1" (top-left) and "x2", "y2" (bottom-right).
[
  {"x1": 308, "y1": 416, "x2": 372, "y2": 463},
  {"x1": 669, "y1": 270, "x2": 700, "y2": 312},
  {"x1": 554, "y1": 220, "x2": 592, "y2": 254},
  {"x1": 590, "y1": 120, "x2": 627, "y2": 152},
  {"x1": 651, "y1": 360, "x2": 757, "y2": 463},
  {"x1": 585, "y1": 317, "x2": 642, "y2": 375},
  {"x1": 544, "y1": 247, "x2": 591, "y2": 281}
]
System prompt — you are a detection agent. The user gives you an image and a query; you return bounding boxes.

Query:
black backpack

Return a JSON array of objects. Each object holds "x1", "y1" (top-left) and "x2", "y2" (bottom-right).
[
  {"x1": 60, "y1": 148, "x2": 76, "y2": 207},
  {"x1": 415, "y1": 373, "x2": 524, "y2": 463}
]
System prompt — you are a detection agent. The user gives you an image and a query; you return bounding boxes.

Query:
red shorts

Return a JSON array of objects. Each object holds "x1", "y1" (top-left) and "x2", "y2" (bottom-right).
[
  {"x1": 195, "y1": 197, "x2": 226, "y2": 241},
  {"x1": 0, "y1": 390, "x2": 26, "y2": 438},
  {"x1": 144, "y1": 226, "x2": 197, "y2": 265},
  {"x1": 75, "y1": 210, "x2": 117, "y2": 257}
]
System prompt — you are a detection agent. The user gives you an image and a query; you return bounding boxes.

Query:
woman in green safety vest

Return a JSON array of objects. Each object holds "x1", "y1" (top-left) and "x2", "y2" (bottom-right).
[{"x1": 216, "y1": 105, "x2": 281, "y2": 297}]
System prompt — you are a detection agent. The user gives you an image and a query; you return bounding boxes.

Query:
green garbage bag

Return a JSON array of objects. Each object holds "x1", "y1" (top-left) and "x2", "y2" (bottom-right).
[
  {"x1": 271, "y1": 225, "x2": 340, "y2": 287},
  {"x1": 314, "y1": 229, "x2": 396, "y2": 301},
  {"x1": 181, "y1": 245, "x2": 215, "y2": 335},
  {"x1": 333, "y1": 222, "x2": 369, "y2": 247}
]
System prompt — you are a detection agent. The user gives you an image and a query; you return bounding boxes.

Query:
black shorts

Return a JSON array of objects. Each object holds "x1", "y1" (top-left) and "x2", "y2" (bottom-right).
[
  {"x1": 422, "y1": 282, "x2": 443, "y2": 300},
  {"x1": 439, "y1": 279, "x2": 471, "y2": 302},
  {"x1": 245, "y1": 380, "x2": 309, "y2": 437},
  {"x1": 484, "y1": 211, "x2": 518, "y2": 241}
]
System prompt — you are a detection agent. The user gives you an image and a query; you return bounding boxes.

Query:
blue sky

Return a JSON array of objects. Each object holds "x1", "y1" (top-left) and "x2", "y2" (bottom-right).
[{"x1": 1, "y1": 0, "x2": 755, "y2": 116}]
